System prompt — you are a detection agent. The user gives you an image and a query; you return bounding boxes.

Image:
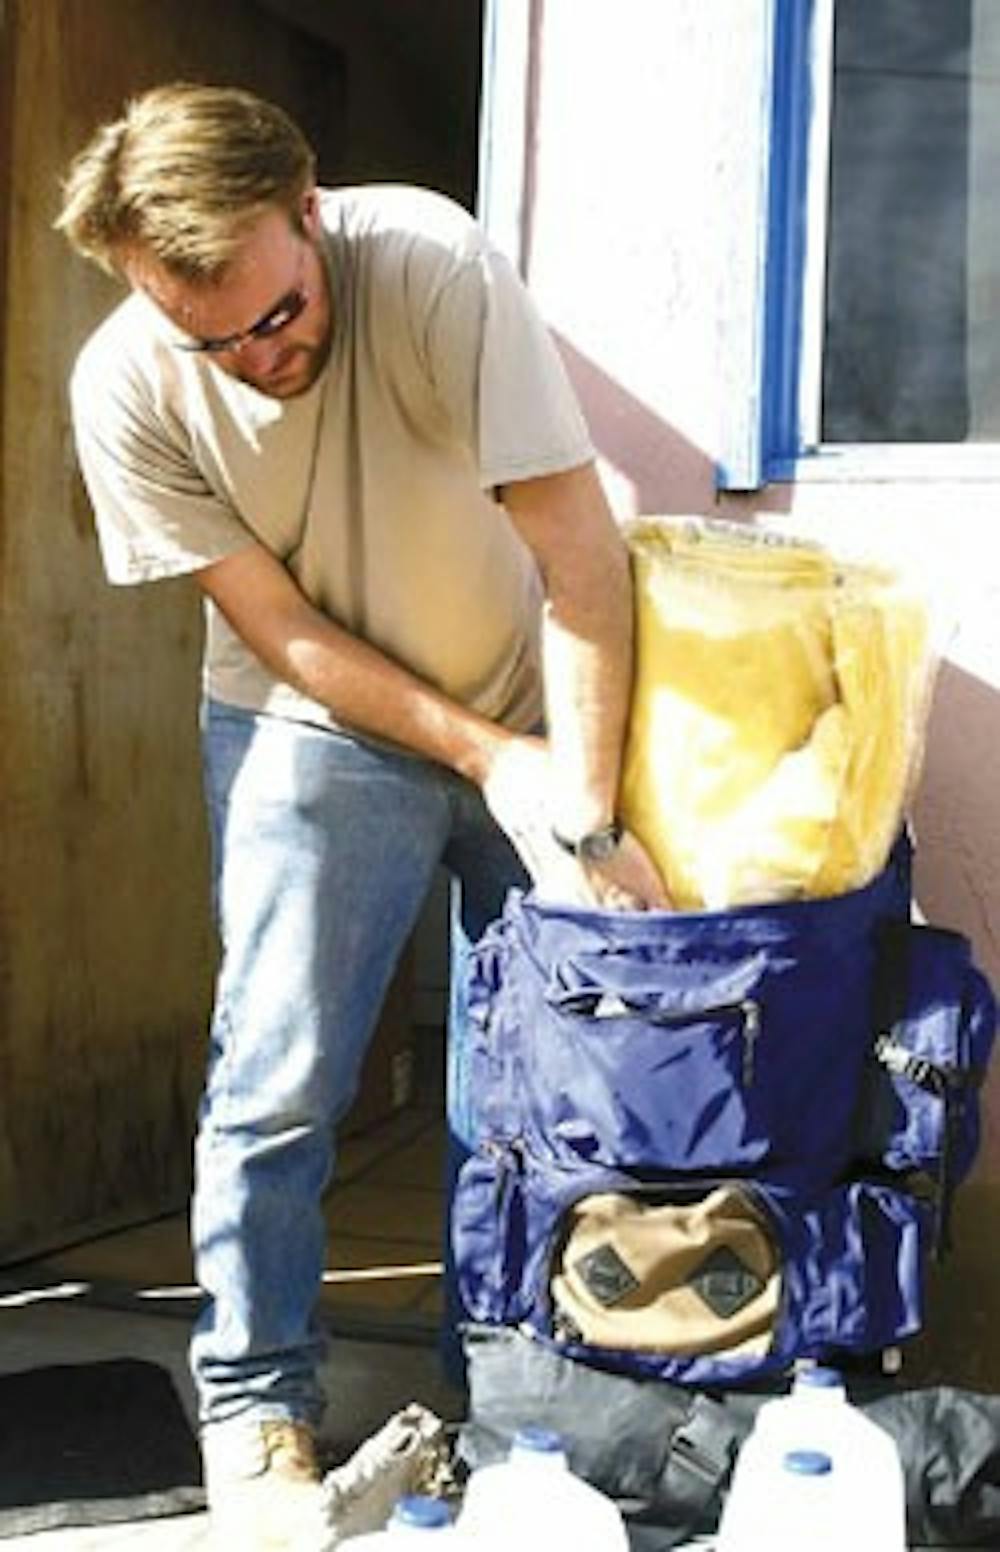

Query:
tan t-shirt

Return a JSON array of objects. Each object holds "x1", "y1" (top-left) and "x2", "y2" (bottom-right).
[{"x1": 70, "y1": 185, "x2": 594, "y2": 733}]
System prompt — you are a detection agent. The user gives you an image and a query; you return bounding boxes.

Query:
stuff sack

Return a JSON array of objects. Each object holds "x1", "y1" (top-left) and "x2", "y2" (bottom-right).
[{"x1": 459, "y1": 1324, "x2": 1000, "y2": 1550}]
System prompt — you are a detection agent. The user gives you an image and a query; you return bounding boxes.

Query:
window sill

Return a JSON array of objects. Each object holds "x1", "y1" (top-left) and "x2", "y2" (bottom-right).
[{"x1": 767, "y1": 444, "x2": 1000, "y2": 484}]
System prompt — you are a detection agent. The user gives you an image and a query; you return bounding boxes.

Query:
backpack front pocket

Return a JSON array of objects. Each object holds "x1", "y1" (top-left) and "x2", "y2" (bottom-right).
[
  {"x1": 551, "y1": 1182, "x2": 780, "y2": 1360},
  {"x1": 529, "y1": 972, "x2": 767, "y2": 1174},
  {"x1": 515, "y1": 946, "x2": 864, "y2": 1185}
]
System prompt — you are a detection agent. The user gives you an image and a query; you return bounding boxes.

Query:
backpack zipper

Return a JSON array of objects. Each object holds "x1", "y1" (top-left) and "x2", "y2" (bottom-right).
[{"x1": 586, "y1": 993, "x2": 763, "y2": 1087}]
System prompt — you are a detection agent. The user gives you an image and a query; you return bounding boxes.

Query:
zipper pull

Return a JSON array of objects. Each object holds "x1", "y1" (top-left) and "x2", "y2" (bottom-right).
[
  {"x1": 482, "y1": 1137, "x2": 516, "y2": 1216},
  {"x1": 593, "y1": 992, "x2": 631, "y2": 1018},
  {"x1": 741, "y1": 999, "x2": 761, "y2": 1085},
  {"x1": 552, "y1": 1308, "x2": 584, "y2": 1345}
]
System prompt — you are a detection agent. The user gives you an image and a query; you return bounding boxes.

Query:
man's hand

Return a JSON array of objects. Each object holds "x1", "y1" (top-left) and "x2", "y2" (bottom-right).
[
  {"x1": 481, "y1": 735, "x2": 671, "y2": 911},
  {"x1": 569, "y1": 829, "x2": 673, "y2": 913}
]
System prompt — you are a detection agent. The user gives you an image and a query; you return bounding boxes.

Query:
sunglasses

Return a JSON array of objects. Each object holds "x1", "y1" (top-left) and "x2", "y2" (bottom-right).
[{"x1": 175, "y1": 281, "x2": 309, "y2": 355}]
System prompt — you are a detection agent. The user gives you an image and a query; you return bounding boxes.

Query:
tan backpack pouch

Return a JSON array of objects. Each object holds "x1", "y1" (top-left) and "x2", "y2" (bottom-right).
[{"x1": 551, "y1": 1185, "x2": 780, "y2": 1356}]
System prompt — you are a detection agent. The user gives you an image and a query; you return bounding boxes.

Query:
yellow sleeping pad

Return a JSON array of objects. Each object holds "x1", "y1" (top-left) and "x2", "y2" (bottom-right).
[{"x1": 620, "y1": 518, "x2": 933, "y2": 909}]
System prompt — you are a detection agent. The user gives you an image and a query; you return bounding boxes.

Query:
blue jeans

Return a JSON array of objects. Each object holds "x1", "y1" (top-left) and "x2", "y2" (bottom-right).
[{"x1": 191, "y1": 701, "x2": 527, "y2": 1426}]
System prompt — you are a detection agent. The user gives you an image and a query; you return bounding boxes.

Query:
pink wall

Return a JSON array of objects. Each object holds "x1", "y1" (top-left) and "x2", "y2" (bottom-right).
[{"x1": 520, "y1": 1, "x2": 1000, "y2": 1173}]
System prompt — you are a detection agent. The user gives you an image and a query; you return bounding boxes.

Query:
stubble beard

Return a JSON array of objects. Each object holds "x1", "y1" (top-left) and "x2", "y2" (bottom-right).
[{"x1": 238, "y1": 339, "x2": 329, "y2": 398}]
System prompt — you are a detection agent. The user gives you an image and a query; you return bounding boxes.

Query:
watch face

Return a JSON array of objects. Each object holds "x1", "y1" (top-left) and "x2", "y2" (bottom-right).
[
  {"x1": 579, "y1": 826, "x2": 622, "y2": 863},
  {"x1": 551, "y1": 822, "x2": 622, "y2": 861}
]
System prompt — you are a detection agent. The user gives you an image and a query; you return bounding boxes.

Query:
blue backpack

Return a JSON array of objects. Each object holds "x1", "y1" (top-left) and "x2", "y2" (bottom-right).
[{"x1": 453, "y1": 839, "x2": 996, "y2": 1386}]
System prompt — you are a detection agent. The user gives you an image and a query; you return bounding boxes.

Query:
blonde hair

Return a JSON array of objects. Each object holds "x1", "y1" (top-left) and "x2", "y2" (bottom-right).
[{"x1": 55, "y1": 83, "x2": 316, "y2": 279}]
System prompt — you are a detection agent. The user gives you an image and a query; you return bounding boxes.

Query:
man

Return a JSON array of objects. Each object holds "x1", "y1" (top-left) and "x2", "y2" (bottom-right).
[{"x1": 57, "y1": 83, "x2": 667, "y2": 1548}]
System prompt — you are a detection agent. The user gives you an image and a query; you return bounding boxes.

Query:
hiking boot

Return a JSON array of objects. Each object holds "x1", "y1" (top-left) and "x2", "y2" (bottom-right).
[
  {"x1": 323, "y1": 1402, "x2": 451, "y2": 1538},
  {"x1": 202, "y1": 1416, "x2": 334, "y2": 1551}
]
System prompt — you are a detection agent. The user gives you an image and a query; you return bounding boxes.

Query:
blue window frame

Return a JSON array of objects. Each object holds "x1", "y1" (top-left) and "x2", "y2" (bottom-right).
[
  {"x1": 717, "y1": 0, "x2": 823, "y2": 491},
  {"x1": 719, "y1": 0, "x2": 1000, "y2": 491},
  {"x1": 758, "y1": 0, "x2": 818, "y2": 482}
]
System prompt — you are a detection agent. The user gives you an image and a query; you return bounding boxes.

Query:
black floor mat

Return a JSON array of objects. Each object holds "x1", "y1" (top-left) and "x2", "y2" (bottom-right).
[{"x1": 0, "y1": 1357, "x2": 205, "y2": 1536}]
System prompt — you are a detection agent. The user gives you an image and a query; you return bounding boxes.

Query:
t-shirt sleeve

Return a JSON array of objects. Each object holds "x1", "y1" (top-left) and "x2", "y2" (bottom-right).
[
  {"x1": 70, "y1": 343, "x2": 254, "y2": 586},
  {"x1": 423, "y1": 240, "x2": 595, "y2": 489}
]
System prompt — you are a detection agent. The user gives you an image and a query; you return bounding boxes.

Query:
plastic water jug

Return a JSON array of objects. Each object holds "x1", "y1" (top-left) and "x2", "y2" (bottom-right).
[
  {"x1": 716, "y1": 1365, "x2": 907, "y2": 1551},
  {"x1": 346, "y1": 1493, "x2": 467, "y2": 1546},
  {"x1": 458, "y1": 1425, "x2": 630, "y2": 1551},
  {"x1": 719, "y1": 1446, "x2": 842, "y2": 1549}
]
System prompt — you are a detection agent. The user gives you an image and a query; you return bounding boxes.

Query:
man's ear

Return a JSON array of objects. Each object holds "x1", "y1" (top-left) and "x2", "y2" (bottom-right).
[{"x1": 300, "y1": 187, "x2": 320, "y2": 237}]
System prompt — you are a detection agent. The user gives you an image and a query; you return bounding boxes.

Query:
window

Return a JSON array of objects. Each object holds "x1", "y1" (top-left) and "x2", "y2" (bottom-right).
[{"x1": 719, "y1": 0, "x2": 1000, "y2": 488}]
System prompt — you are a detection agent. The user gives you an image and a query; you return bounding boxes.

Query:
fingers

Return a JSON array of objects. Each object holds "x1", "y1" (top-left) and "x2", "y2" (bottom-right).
[
  {"x1": 579, "y1": 831, "x2": 672, "y2": 912},
  {"x1": 481, "y1": 740, "x2": 671, "y2": 913},
  {"x1": 586, "y1": 881, "x2": 649, "y2": 912},
  {"x1": 531, "y1": 838, "x2": 672, "y2": 912}
]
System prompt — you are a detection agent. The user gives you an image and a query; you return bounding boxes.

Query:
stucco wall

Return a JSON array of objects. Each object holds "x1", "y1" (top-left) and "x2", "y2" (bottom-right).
[{"x1": 522, "y1": 0, "x2": 1000, "y2": 1382}]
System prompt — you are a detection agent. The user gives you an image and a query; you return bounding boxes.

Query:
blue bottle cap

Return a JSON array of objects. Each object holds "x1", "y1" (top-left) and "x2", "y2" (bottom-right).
[
  {"x1": 391, "y1": 1495, "x2": 453, "y2": 1529},
  {"x1": 796, "y1": 1365, "x2": 844, "y2": 1388},
  {"x1": 512, "y1": 1425, "x2": 565, "y2": 1454},
  {"x1": 782, "y1": 1449, "x2": 833, "y2": 1476}
]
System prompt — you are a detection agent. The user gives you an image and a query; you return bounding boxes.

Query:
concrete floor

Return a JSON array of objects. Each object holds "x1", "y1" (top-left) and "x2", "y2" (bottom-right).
[
  {"x1": 0, "y1": 1085, "x2": 989, "y2": 1551},
  {"x1": 0, "y1": 1295, "x2": 463, "y2": 1549},
  {"x1": 0, "y1": 1097, "x2": 463, "y2": 1549}
]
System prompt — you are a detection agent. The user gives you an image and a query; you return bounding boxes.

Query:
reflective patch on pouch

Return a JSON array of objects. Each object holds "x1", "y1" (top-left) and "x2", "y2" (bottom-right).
[
  {"x1": 688, "y1": 1246, "x2": 765, "y2": 1320},
  {"x1": 572, "y1": 1243, "x2": 641, "y2": 1306}
]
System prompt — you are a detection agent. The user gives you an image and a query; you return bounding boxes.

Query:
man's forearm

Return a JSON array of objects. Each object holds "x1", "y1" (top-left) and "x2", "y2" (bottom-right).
[
  {"x1": 500, "y1": 463, "x2": 635, "y2": 839},
  {"x1": 196, "y1": 543, "x2": 512, "y2": 783},
  {"x1": 539, "y1": 540, "x2": 633, "y2": 839},
  {"x1": 282, "y1": 614, "x2": 510, "y2": 781}
]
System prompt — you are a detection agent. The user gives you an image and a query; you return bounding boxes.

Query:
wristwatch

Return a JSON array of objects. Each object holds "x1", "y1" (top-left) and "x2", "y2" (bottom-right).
[{"x1": 551, "y1": 820, "x2": 623, "y2": 864}]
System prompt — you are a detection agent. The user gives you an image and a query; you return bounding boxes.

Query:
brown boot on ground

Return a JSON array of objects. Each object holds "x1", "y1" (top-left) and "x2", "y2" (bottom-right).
[{"x1": 202, "y1": 1417, "x2": 333, "y2": 1551}]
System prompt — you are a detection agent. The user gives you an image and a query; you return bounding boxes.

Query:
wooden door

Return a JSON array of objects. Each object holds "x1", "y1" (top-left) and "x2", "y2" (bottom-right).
[{"x1": 0, "y1": 0, "x2": 346, "y2": 1258}]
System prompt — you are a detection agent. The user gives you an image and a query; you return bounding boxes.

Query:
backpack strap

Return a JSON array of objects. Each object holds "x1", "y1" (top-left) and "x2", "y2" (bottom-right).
[
  {"x1": 660, "y1": 1390, "x2": 758, "y2": 1524},
  {"x1": 872, "y1": 924, "x2": 977, "y2": 1257}
]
